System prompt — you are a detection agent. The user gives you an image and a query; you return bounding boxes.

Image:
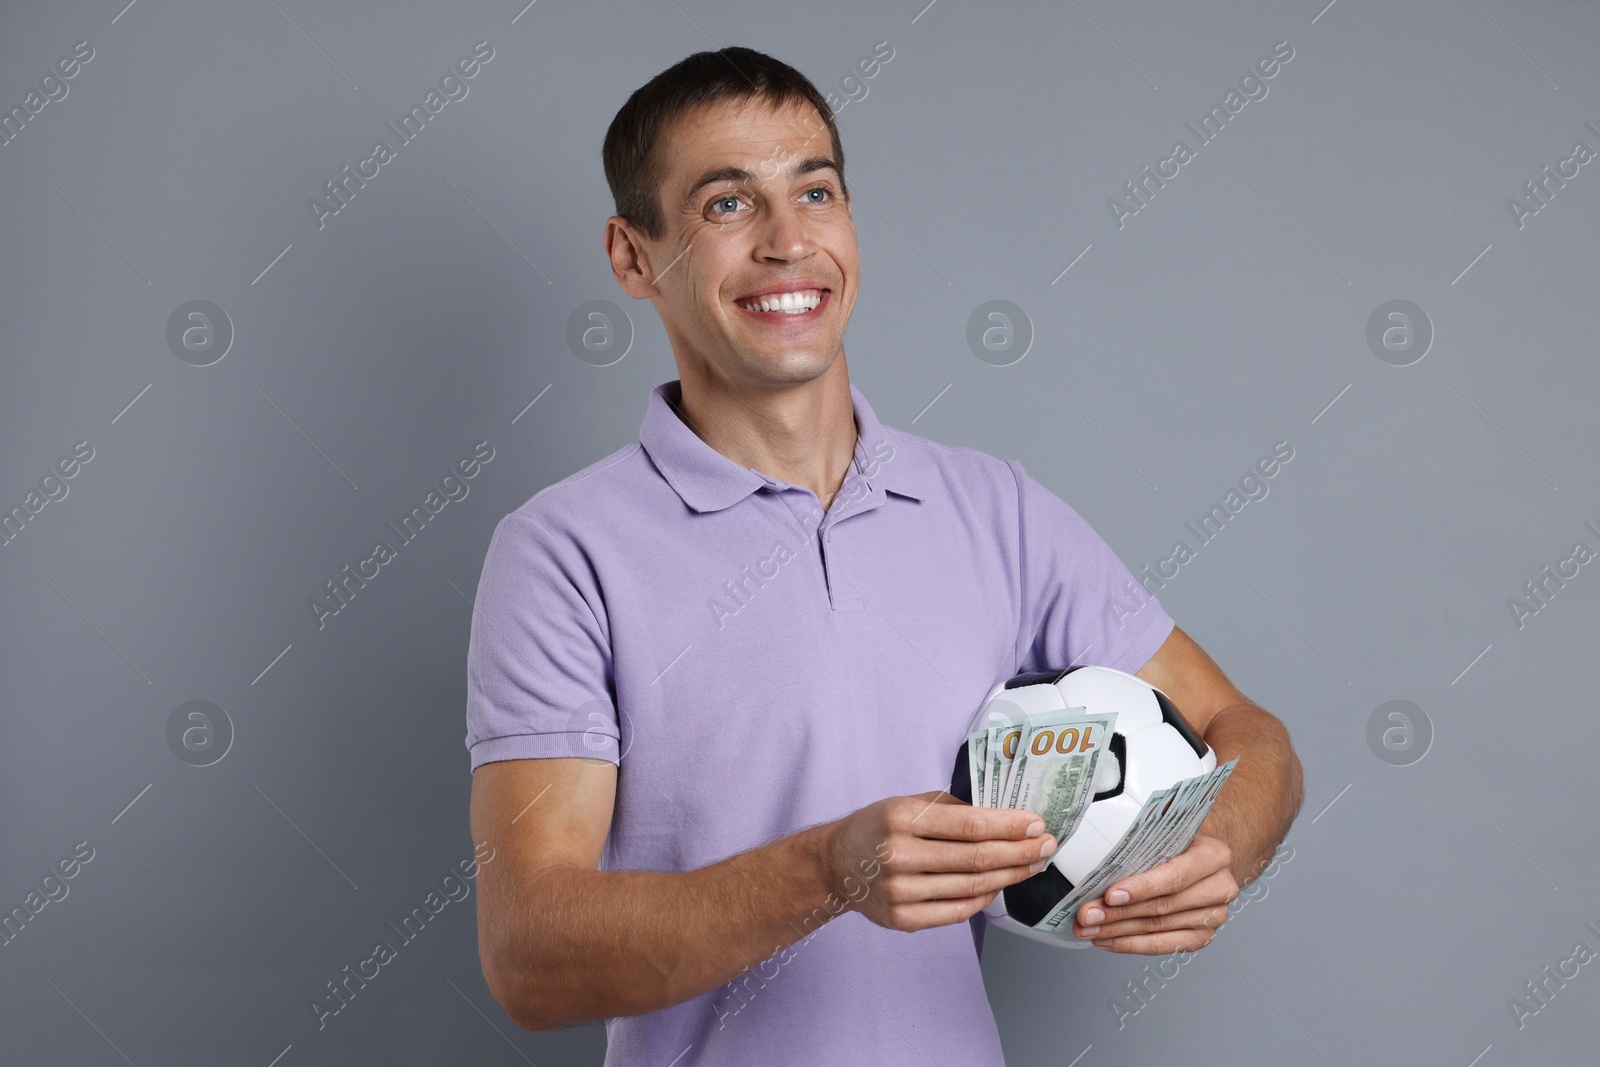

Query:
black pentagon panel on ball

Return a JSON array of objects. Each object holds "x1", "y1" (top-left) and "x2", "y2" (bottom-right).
[
  {"x1": 1002, "y1": 669, "x2": 1066, "y2": 690},
  {"x1": 1091, "y1": 732, "x2": 1128, "y2": 802},
  {"x1": 1152, "y1": 688, "x2": 1208, "y2": 759},
  {"x1": 950, "y1": 739, "x2": 973, "y2": 804},
  {"x1": 1002, "y1": 864, "x2": 1074, "y2": 927}
]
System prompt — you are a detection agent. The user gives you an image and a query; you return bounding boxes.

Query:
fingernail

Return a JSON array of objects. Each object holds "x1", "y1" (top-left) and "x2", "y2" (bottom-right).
[
  {"x1": 1107, "y1": 889, "x2": 1130, "y2": 905},
  {"x1": 1029, "y1": 859, "x2": 1048, "y2": 874},
  {"x1": 1025, "y1": 821, "x2": 1045, "y2": 837},
  {"x1": 1084, "y1": 907, "x2": 1104, "y2": 925},
  {"x1": 1078, "y1": 925, "x2": 1099, "y2": 938},
  {"x1": 1039, "y1": 837, "x2": 1057, "y2": 858}
]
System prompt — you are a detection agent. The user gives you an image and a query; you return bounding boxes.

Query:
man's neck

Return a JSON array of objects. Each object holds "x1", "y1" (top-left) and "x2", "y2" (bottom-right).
[{"x1": 669, "y1": 360, "x2": 858, "y2": 513}]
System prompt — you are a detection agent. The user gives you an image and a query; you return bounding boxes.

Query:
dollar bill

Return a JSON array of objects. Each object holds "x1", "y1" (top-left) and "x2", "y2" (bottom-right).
[
  {"x1": 1009, "y1": 710, "x2": 1114, "y2": 843},
  {"x1": 1113, "y1": 771, "x2": 1212, "y2": 897},
  {"x1": 987, "y1": 721, "x2": 1025, "y2": 808},
  {"x1": 1129, "y1": 778, "x2": 1201, "y2": 875},
  {"x1": 1159, "y1": 761, "x2": 1234, "y2": 863},
  {"x1": 1003, "y1": 707, "x2": 1091, "y2": 810},
  {"x1": 1038, "y1": 759, "x2": 1239, "y2": 938}
]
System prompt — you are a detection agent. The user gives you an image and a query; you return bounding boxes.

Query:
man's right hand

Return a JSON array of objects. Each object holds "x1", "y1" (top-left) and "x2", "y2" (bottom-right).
[{"x1": 826, "y1": 791, "x2": 1057, "y2": 933}]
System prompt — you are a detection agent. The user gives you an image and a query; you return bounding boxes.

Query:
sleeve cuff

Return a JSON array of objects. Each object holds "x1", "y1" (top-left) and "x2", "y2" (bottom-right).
[{"x1": 468, "y1": 730, "x2": 621, "y2": 772}]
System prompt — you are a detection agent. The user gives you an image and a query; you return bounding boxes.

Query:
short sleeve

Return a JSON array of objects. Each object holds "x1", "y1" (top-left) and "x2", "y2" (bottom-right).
[
  {"x1": 1008, "y1": 460, "x2": 1175, "y2": 677},
  {"x1": 464, "y1": 510, "x2": 618, "y2": 771}
]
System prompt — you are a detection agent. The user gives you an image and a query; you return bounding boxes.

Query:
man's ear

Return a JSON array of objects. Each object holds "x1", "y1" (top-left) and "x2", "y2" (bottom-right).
[{"x1": 605, "y1": 216, "x2": 665, "y2": 300}]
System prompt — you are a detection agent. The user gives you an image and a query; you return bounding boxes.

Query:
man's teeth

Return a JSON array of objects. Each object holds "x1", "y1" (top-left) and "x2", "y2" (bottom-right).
[{"x1": 737, "y1": 289, "x2": 823, "y2": 314}]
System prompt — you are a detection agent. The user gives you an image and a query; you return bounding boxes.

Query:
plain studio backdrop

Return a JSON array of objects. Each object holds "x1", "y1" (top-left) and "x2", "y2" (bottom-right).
[{"x1": 2, "y1": 0, "x2": 1597, "y2": 1063}]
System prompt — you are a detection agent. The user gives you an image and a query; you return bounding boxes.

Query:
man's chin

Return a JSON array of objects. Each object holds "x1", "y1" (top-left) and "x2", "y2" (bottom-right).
[{"x1": 722, "y1": 349, "x2": 841, "y2": 389}]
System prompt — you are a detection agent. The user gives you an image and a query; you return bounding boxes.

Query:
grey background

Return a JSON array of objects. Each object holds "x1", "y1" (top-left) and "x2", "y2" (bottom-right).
[{"x1": 1, "y1": 0, "x2": 1595, "y2": 1063}]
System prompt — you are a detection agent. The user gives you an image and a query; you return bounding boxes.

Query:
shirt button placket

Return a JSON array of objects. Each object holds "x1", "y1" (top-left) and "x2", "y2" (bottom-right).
[{"x1": 819, "y1": 522, "x2": 836, "y2": 608}]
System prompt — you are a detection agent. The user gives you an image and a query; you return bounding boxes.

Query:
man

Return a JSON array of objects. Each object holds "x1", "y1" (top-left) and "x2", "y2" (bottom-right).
[{"x1": 466, "y1": 46, "x2": 1302, "y2": 1066}]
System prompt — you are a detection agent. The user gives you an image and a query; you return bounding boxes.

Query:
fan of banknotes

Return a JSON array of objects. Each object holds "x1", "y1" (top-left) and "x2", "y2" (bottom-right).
[
  {"x1": 952, "y1": 681, "x2": 1238, "y2": 945},
  {"x1": 963, "y1": 706, "x2": 1118, "y2": 847}
]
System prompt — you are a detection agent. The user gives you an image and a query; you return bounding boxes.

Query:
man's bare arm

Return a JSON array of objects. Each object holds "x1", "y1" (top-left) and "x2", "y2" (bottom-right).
[
  {"x1": 1067, "y1": 624, "x2": 1303, "y2": 953},
  {"x1": 471, "y1": 757, "x2": 1056, "y2": 1030},
  {"x1": 1137, "y1": 624, "x2": 1304, "y2": 884},
  {"x1": 1188, "y1": 697, "x2": 1303, "y2": 885}
]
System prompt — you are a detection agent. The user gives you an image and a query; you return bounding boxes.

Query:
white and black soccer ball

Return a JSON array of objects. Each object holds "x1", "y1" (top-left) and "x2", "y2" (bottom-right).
[{"x1": 949, "y1": 664, "x2": 1216, "y2": 947}]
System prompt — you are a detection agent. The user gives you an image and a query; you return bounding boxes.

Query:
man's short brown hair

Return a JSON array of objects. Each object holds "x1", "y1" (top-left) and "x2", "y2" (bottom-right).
[{"x1": 602, "y1": 46, "x2": 846, "y2": 241}]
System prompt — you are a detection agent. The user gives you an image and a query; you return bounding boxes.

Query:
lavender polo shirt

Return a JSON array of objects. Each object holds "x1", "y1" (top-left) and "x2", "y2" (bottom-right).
[{"x1": 465, "y1": 379, "x2": 1174, "y2": 1067}]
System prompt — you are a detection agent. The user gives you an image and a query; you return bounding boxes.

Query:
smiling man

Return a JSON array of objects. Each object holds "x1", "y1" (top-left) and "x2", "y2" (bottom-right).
[{"x1": 466, "y1": 46, "x2": 1303, "y2": 1066}]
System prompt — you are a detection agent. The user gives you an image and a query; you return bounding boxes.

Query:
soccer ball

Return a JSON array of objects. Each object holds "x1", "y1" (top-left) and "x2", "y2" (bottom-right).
[{"x1": 949, "y1": 664, "x2": 1216, "y2": 947}]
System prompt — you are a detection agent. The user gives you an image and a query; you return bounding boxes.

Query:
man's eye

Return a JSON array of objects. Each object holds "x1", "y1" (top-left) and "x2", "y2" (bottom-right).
[
  {"x1": 711, "y1": 195, "x2": 742, "y2": 215},
  {"x1": 804, "y1": 188, "x2": 831, "y2": 203}
]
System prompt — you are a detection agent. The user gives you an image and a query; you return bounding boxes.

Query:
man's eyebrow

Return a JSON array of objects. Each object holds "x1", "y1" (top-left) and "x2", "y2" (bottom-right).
[
  {"x1": 683, "y1": 165, "x2": 754, "y2": 205},
  {"x1": 793, "y1": 156, "x2": 840, "y2": 179},
  {"x1": 681, "y1": 156, "x2": 841, "y2": 206}
]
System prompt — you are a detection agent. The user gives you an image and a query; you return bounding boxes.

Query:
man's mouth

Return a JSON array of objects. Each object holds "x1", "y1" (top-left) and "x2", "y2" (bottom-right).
[{"x1": 734, "y1": 287, "x2": 828, "y2": 315}]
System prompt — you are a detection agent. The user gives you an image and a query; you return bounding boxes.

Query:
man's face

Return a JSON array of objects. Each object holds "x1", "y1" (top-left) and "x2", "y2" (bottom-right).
[{"x1": 610, "y1": 96, "x2": 859, "y2": 390}]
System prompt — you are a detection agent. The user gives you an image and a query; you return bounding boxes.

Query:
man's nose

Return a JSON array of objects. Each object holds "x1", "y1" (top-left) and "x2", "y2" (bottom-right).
[{"x1": 755, "y1": 200, "x2": 815, "y2": 262}]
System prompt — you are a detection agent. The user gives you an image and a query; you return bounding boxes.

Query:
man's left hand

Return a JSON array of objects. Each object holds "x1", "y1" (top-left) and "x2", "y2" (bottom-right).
[{"x1": 1070, "y1": 834, "x2": 1238, "y2": 954}]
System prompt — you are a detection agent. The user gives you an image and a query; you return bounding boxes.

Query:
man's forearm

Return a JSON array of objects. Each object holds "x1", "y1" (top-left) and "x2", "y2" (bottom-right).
[
  {"x1": 1197, "y1": 702, "x2": 1303, "y2": 885},
  {"x1": 487, "y1": 821, "x2": 864, "y2": 1029}
]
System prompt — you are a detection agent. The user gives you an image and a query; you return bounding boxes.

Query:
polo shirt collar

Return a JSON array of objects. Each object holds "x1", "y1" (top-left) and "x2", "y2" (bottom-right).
[{"x1": 639, "y1": 379, "x2": 927, "y2": 514}]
